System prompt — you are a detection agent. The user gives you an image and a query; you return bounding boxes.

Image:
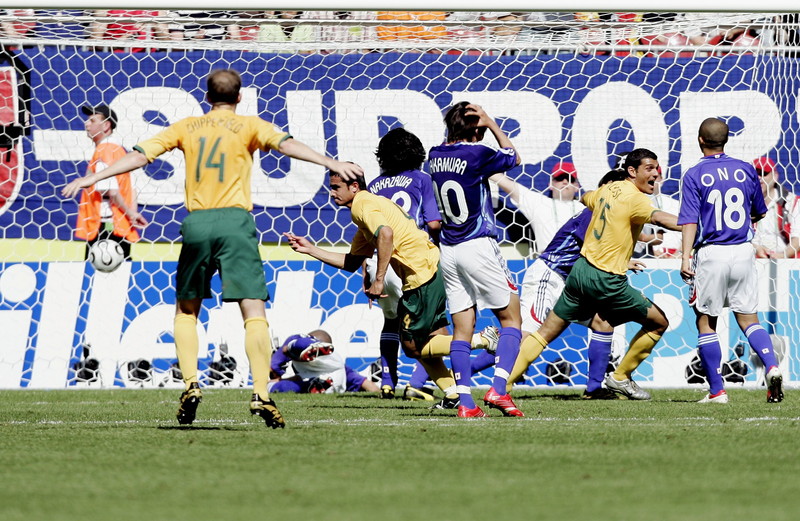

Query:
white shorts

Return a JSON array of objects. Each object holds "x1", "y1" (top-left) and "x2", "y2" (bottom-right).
[
  {"x1": 365, "y1": 255, "x2": 403, "y2": 319},
  {"x1": 291, "y1": 352, "x2": 347, "y2": 394},
  {"x1": 520, "y1": 259, "x2": 564, "y2": 333},
  {"x1": 439, "y1": 236, "x2": 517, "y2": 313},
  {"x1": 691, "y1": 242, "x2": 758, "y2": 316}
]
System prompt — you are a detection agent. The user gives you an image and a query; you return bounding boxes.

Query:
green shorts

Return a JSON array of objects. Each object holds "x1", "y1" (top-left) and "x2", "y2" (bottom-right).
[
  {"x1": 176, "y1": 207, "x2": 269, "y2": 302},
  {"x1": 397, "y1": 268, "x2": 449, "y2": 345},
  {"x1": 552, "y1": 256, "x2": 651, "y2": 327}
]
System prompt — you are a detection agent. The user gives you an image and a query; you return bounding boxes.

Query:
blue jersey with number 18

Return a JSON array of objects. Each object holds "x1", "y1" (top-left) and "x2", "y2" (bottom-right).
[
  {"x1": 427, "y1": 141, "x2": 517, "y2": 246},
  {"x1": 678, "y1": 153, "x2": 768, "y2": 248}
]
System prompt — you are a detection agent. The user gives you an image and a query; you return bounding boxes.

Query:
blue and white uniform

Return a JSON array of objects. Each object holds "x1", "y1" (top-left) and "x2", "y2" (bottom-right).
[
  {"x1": 678, "y1": 153, "x2": 768, "y2": 315},
  {"x1": 428, "y1": 141, "x2": 518, "y2": 312},
  {"x1": 521, "y1": 208, "x2": 592, "y2": 332}
]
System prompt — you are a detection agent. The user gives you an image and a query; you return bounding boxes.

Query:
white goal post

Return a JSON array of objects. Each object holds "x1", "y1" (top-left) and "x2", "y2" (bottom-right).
[{"x1": 0, "y1": 9, "x2": 797, "y2": 391}]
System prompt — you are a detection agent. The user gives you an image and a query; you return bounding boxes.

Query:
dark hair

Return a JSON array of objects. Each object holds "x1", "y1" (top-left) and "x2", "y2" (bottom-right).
[
  {"x1": 444, "y1": 101, "x2": 481, "y2": 142},
  {"x1": 376, "y1": 128, "x2": 426, "y2": 175},
  {"x1": 598, "y1": 169, "x2": 628, "y2": 186},
  {"x1": 699, "y1": 117, "x2": 729, "y2": 149},
  {"x1": 207, "y1": 69, "x2": 241, "y2": 104},
  {"x1": 329, "y1": 170, "x2": 366, "y2": 191},
  {"x1": 622, "y1": 148, "x2": 658, "y2": 171}
]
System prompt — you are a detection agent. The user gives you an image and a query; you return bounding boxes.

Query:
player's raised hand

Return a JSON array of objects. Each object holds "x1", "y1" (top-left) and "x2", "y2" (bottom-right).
[
  {"x1": 130, "y1": 212, "x2": 148, "y2": 228},
  {"x1": 61, "y1": 175, "x2": 96, "y2": 198}
]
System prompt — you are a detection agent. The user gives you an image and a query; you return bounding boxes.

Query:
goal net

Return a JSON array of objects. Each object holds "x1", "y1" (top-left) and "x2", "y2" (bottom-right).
[{"x1": 0, "y1": 9, "x2": 797, "y2": 392}]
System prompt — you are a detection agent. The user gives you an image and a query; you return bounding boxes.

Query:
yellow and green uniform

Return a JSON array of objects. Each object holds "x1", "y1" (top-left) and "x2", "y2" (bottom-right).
[
  {"x1": 349, "y1": 191, "x2": 448, "y2": 342},
  {"x1": 134, "y1": 108, "x2": 290, "y2": 301},
  {"x1": 553, "y1": 180, "x2": 657, "y2": 326}
]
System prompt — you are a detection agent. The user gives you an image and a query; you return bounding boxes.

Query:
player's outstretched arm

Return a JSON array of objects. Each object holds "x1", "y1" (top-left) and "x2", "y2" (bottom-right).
[
  {"x1": 61, "y1": 151, "x2": 149, "y2": 198},
  {"x1": 651, "y1": 210, "x2": 681, "y2": 232},
  {"x1": 283, "y1": 231, "x2": 363, "y2": 271},
  {"x1": 277, "y1": 138, "x2": 363, "y2": 181}
]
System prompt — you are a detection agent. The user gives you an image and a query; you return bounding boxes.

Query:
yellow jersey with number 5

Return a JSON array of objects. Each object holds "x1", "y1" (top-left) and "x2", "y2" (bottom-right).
[
  {"x1": 582, "y1": 180, "x2": 655, "y2": 275},
  {"x1": 134, "y1": 108, "x2": 291, "y2": 211}
]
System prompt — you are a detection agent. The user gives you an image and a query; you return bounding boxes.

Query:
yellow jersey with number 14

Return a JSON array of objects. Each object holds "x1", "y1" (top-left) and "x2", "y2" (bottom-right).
[
  {"x1": 582, "y1": 180, "x2": 656, "y2": 275},
  {"x1": 134, "y1": 108, "x2": 290, "y2": 211}
]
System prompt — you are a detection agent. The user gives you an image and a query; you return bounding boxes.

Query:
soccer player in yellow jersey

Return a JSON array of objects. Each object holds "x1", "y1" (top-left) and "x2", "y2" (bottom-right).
[
  {"x1": 62, "y1": 69, "x2": 363, "y2": 427},
  {"x1": 515, "y1": 149, "x2": 681, "y2": 400},
  {"x1": 284, "y1": 172, "x2": 463, "y2": 405}
]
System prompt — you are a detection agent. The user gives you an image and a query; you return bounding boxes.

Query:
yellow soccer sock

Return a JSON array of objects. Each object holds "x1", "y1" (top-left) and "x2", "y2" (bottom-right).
[
  {"x1": 420, "y1": 334, "x2": 452, "y2": 358},
  {"x1": 506, "y1": 333, "x2": 547, "y2": 392},
  {"x1": 613, "y1": 329, "x2": 662, "y2": 380},
  {"x1": 418, "y1": 357, "x2": 457, "y2": 397},
  {"x1": 173, "y1": 313, "x2": 199, "y2": 388},
  {"x1": 244, "y1": 317, "x2": 273, "y2": 399}
]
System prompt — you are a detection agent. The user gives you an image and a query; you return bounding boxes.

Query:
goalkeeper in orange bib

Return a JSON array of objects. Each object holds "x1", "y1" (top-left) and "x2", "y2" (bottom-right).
[{"x1": 62, "y1": 69, "x2": 363, "y2": 427}]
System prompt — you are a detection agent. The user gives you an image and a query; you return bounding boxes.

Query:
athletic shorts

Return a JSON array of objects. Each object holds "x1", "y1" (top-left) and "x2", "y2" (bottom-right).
[
  {"x1": 397, "y1": 268, "x2": 449, "y2": 346},
  {"x1": 439, "y1": 236, "x2": 517, "y2": 313},
  {"x1": 365, "y1": 254, "x2": 403, "y2": 319},
  {"x1": 521, "y1": 259, "x2": 565, "y2": 333},
  {"x1": 690, "y1": 242, "x2": 758, "y2": 315},
  {"x1": 345, "y1": 366, "x2": 367, "y2": 392},
  {"x1": 553, "y1": 256, "x2": 652, "y2": 327},
  {"x1": 176, "y1": 207, "x2": 269, "y2": 301}
]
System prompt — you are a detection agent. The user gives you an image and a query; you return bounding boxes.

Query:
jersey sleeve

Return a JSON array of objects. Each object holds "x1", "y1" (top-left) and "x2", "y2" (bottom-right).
[
  {"x1": 515, "y1": 186, "x2": 544, "y2": 222},
  {"x1": 350, "y1": 229, "x2": 375, "y2": 258},
  {"x1": 252, "y1": 118, "x2": 291, "y2": 151},
  {"x1": 630, "y1": 192, "x2": 657, "y2": 225},
  {"x1": 582, "y1": 189, "x2": 599, "y2": 211},
  {"x1": 134, "y1": 123, "x2": 182, "y2": 162},
  {"x1": 677, "y1": 174, "x2": 700, "y2": 225},
  {"x1": 481, "y1": 146, "x2": 517, "y2": 176},
  {"x1": 419, "y1": 174, "x2": 442, "y2": 223}
]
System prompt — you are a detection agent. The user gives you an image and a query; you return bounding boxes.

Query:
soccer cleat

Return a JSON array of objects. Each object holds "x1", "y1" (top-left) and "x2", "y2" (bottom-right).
[
  {"x1": 176, "y1": 382, "x2": 202, "y2": 425},
  {"x1": 298, "y1": 341, "x2": 334, "y2": 362},
  {"x1": 766, "y1": 366, "x2": 784, "y2": 403},
  {"x1": 483, "y1": 387, "x2": 524, "y2": 417},
  {"x1": 249, "y1": 394, "x2": 285, "y2": 429},
  {"x1": 698, "y1": 390, "x2": 729, "y2": 404},
  {"x1": 403, "y1": 385, "x2": 436, "y2": 401},
  {"x1": 380, "y1": 384, "x2": 395, "y2": 399},
  {"x1": 604, "y1": 375, "x2": 651, "y2": 401},
  {"x1": 457, "y1": 405, "x2": 487, "y2": 418},
  {"x1": 308, "y1": 376, "x2": 334, "y2": 394},
  {"x1": 478, "y1": 325, "x2": 500, "y2": 354},
  {"x1": 581, "y1": 387, "x2": 621, "y2": 400},
  {"x1": 430, "y1": 395, "x2": 460, "y2": 410}
]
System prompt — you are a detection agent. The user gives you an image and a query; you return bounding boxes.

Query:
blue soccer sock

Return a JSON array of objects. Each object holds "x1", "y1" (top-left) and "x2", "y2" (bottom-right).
[
  {"x1": 407, "y1": 361, "x2": 430, "y2": 389},
  {"x1": 379, "y1": 331, "x2": 400, "y2": 388},
  {"x1": 450, "y1": 340, "x2": 475, "y2": 409},
  {"x1": 471, "y1": 349, "x2": 496, "y2": 375},
  {"x1": 745, "y1": 323, "x2": 779, "y2": 370},
  {"x1": 492, "y1": 327, "x2": 522, "y2": 395},
  {"x1": 586, "y1": 330, "x2": 613, "y2": 392},
  {"x1": 270, "y1": 379, "x2": 302, "y2": 393},
  {"x1": 697, "y1": 333, "x2": 724, "y2": 395}
]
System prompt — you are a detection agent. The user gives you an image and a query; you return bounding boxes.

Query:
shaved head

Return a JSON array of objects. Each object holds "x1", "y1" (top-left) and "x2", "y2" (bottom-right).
[{"x1": 699, "y1": 118, "x2": 729, "y2": 149}]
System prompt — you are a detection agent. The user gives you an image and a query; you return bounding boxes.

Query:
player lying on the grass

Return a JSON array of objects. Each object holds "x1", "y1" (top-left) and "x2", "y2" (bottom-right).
[
  {"x1": 679, "y1": 117, "x2": 784, "y2": 404},
  {"x1": 269, "y1": 329, "x2": 380, "y2": 394},
  {"x1": 498, "y1": 169, "x2": 648, "y2": 399},
  {"x1": 62, "y1": 68, "x2": 363, "y2": 429},
  {"x1": 514, "y1": 149, "x2": 680, "y2": 400},
  {"x1": 284, "y1": 171, "x2": 465, "y2": 411}
]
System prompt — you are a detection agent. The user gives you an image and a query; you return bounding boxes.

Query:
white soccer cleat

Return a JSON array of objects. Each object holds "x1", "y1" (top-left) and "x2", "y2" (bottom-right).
[
  {"x1": 698, "y1": 390, "x2": 729, "y2": 404},
  {"x1": 766, "y1": 366, "x2": 784, "y2": 403}
]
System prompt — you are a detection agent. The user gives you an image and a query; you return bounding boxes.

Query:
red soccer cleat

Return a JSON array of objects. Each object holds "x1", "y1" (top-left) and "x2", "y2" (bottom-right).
[
  {"x1": 457, "y1": 405, "x2": 487, "y2": 418},
  {"x1": 483, "y1": 387, "x2": 524, "y2": 417}
]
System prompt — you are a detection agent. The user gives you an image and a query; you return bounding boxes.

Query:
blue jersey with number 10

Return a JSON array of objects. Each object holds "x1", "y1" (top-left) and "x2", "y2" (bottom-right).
[
  {"x1": 678, "y1": 153, "x2": 768, "y2": 248},
  {"x1": 427, "y1": 141, "x2": 517, "y2": 246}
]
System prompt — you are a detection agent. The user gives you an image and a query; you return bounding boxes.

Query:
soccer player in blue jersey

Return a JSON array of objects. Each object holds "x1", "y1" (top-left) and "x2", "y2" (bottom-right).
[
  {"x1": 428, "y1": 102, "x2": 524, "y2": 418},
  {"x1": 679, "y1": 118, "x2": 784, "y2": 404},
  {"x1": 367, "y1": 128, "x2": 442, "y2": 400}
]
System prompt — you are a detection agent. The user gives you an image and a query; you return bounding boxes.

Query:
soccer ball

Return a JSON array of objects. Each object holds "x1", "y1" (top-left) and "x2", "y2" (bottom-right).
[{"x1": 88, "y1": 239, "x2": 125, "y2": 273}]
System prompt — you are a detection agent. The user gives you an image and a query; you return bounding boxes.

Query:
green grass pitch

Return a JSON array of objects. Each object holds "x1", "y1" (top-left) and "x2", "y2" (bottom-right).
[{"x1": 1, "y1": 388, "x2": 797, "y2": 521}]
